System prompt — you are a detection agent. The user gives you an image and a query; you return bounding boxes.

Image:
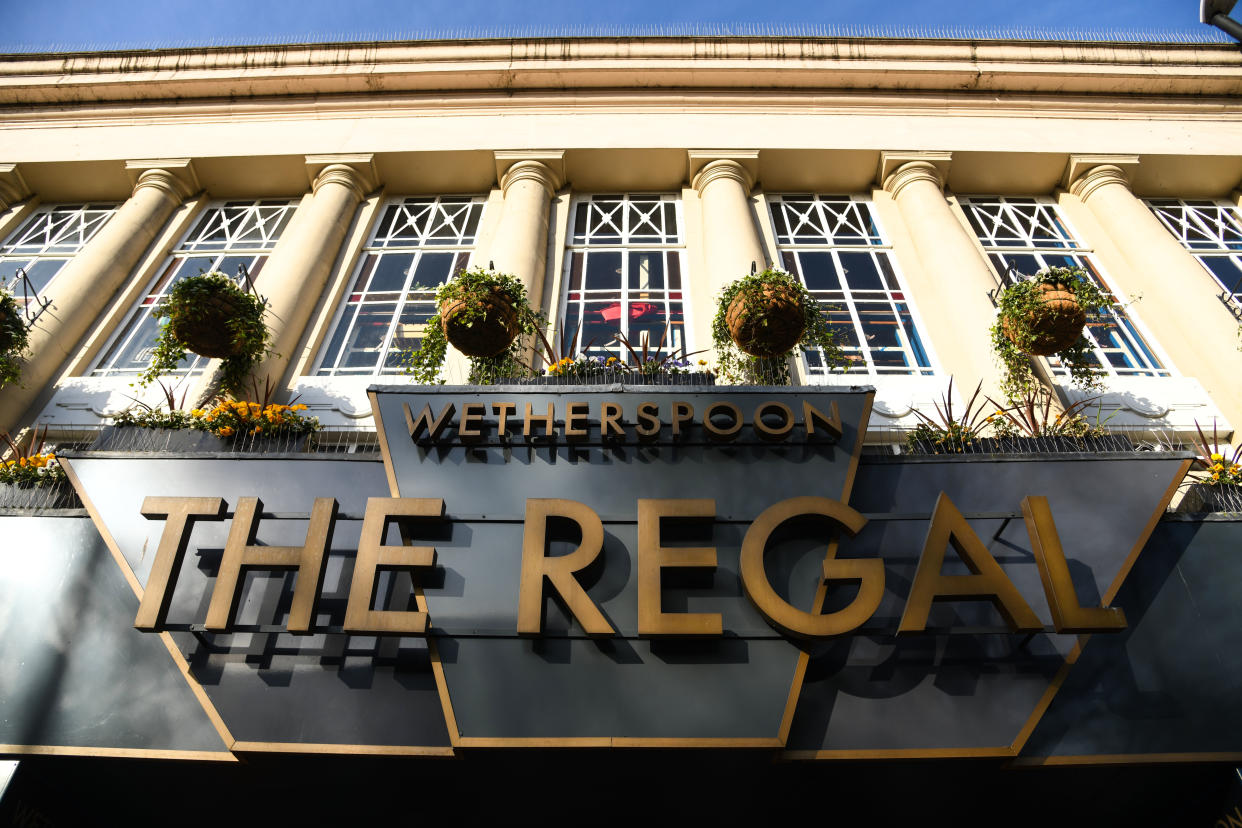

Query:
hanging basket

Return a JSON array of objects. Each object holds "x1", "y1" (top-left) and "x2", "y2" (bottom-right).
[
  {"x1": 724, "y1": 283, "x2": 806, "y2": 358},
  {"x1": 440, "y1": 286, "x2": 521, "y2": 357},
  {"x1": 1001, "y1": 282, "x2": 1087, "y2": 357},
  {"x1": 169, "y1": 289, "x2": 248, "y2": 359}
]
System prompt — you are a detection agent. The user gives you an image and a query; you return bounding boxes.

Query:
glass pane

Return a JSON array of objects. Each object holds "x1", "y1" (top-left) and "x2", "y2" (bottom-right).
[
  {"x1": 798, "y1": 252, "x2": 840, "y2": 291},
  {"x1": 368, "y1": 254, "x2": 414, "y2": 293},
  {"x1": 839, "y1": 252, "x2": 883, "y2": 291},
  {"x1": 628, "y1": 251, "x2": 664, "y2": 291},
  {"x1": 340, "y1": 303, "x2": 398, "y2": 369},
  {"x1": 411, "y1": 252, "x2": 455, "y2": 290},
  {"x1": 584, "y1": 252, "x2": 622, "y2": 290}
]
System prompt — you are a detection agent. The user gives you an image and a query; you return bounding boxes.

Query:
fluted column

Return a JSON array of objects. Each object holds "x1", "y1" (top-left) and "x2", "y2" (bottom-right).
[
  {"x1": 1067, "y1": 158, "x2": 1242, "y2": 427},
  {"x1": 229, "y1": 156, "x2": 375, "y2": 397},
  {"x1": 0, "y1": 160, "x2": 195, "y2": 433},
  {"x1": 691, "y1": 159, "x2": 767, "y2": 294},
  {"x1": 490, "y1": 155, "x2": 563, "y2": 308},
  {"x1": 880, "y1": 153, "x2": 1004, "y2": 400}
]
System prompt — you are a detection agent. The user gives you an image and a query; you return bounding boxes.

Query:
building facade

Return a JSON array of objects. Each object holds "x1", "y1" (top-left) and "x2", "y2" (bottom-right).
[{"x1": 3, "y1": 33, "x2": 1242, "y2": 824}]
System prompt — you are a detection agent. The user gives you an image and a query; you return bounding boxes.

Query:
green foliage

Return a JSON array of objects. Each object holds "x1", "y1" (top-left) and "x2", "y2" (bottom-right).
[
  {"x1": 139, "y1": 272, "x2": 272, "y2": 395},
  {"x1": 902, "y1": 378, "x2": 990, "y2": 454},
  {"x1": 991, "y1": 266, "x2": 1109, "y2": 402},
  {"x1": 710, "y1": 268, "x2": 842, "y2": 385},
  {"x1": 985, "y1": 387, "x2": 1111, "y2": 440},
  {"x1": 0, "y1": 287, "x2": 30, "y2": 389},
  {"x1": 404, "y1": 266, "x2": 543, "y2": 384},
  {"x1": 0, "y1": 426, "x2": 65, "y2": 487}
]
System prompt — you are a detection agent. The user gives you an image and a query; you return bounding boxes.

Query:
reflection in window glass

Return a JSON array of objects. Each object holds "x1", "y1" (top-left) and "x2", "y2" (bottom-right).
[
  {"x1": 93, "y1": 200, "x2": 297, "y2": 378},
  {"x1": 562, "y1": 195, "x2": 687, "y2": 363},
  {"x1": 316, "y1": 196, "x2": 484, "y2": 376},
  {"x1": 961, "y1": 196, "x2": 1167, "y2": 380},
  {"x1": 768, "y1": 195, "x2": 933, "y2": 377}
]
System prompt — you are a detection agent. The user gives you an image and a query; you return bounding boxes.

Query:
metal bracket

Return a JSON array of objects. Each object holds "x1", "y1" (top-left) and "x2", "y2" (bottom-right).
[{"x1": 13, "y1": 267, "x2": 53, "y2": 327}]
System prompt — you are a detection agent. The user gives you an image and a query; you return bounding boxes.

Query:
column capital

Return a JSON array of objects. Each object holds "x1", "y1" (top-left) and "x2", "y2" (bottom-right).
[
  {"x1": 0, "y1": 164, "x2": 32, "y2": 210},
  {"x1": 687, "y1": 151, "x2": 759, "y2": 193},
  {"x1": 306, "y1": 154, "x2": 378, "y2": 200},
  {"x1": 1062, "y1": 154, "x2": 1139, "y2": 199},
  {"x1": 125, "y1": 159, "x2": 198, "y2": 202},
  {"x1": 878, "y1": 151, "x2": 952, "y2": 196},
  {"x1": 691, "y1": 160, "x2": 755, "y2": 196},
  {"x1": 499, "y1": 158, "x2": 563, "y2": 198}
]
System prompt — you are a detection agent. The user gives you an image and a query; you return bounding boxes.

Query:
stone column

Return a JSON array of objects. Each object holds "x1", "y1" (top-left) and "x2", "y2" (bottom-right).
[
  {"x1": 490, "y1": 152, "x2": 563, "y2": 309},
  {"x1": 879, "y1": 151, "x2": 1004, "y2": 401},
  {"x1": 206, "y1": 155, "x2": 376, "y2": 401},
  {"x1": 690, "y1": 156, "x2": 767, "y2": 294},
  {"x1": 0, "y1": 160, "x2": 196, "y2": 433},
  {"x1": 1066, "y1": 156, "x2": 1242, "y2": 428}
]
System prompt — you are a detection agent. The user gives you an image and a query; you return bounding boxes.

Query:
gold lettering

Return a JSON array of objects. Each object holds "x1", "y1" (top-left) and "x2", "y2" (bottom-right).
[
  {"x1": 517, "y1": 499, "x2": 615, "y2": 636},
  {"x1": 344, "y1": 498, "x2": 441, "y2": 635},
  {"x1": 600, "y1": 402, "x2": 624, "y2": 438},
  {"x1": 457, "y1": 402, "x2": 485, "y2": 441},
  {"x1": 739, "y1": 496, "x2": 875, "y2": 638},
  {"x1": 753, "y1": 401, "x2": 795, "y2": 441},
  {"x1": 205, "y1": 497, "x2": 338, "y2": 633},
  {"x1": 635, "y1": 402, "x2": 661, "y2": 440},
  {"x1": 637, "y1": 499, "x2": 721, "y2": 636},
  {"x1": 136, "y1": 497, "x2": 226, "y2": 631},
  {"x1": 671, "y1": 401, "x2": 694, "y2": 438},
  {"x1": 524, "y1": 402, "x2": 556, "y2": 438},
  {"x1": 405, "y1": 401, "x2": 456, "y2": 443},
  {"x1": 492, "y1": 402, "x2": 516, "y2": 435},
  {"x1": 702, "y1": 401, "x2": 742, "y2": 441},
  {"x1": 802, "y1": 400, "x2": 843, "y2": 441},
  {"x1": 565, "y1": 401, "x2": 590, "y2": 440},
  {"x1": 898, "y1": 492, "x2": 1042, "y2": 634},
  {"x1": 1022, "y1": 496, "x2": 1127, "y2": 633}
]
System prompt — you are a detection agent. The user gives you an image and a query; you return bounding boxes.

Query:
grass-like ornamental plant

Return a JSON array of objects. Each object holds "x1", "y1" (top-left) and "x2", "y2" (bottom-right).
[
  {"x1": 140, "y1": 272, "x2": 272, "y2": 395},
  {"x1": 991, "y1": 266, "x2": 1109, "y2": 401},
  {"x1": 0, "y1": 287, "x2": 29, "y2": 389},
  {"x1": 405, "y1": 267, "x2": 543, "y2": 384},
  {"x1": 711, "y1": 268, "x2": 842, "y2": 385}
]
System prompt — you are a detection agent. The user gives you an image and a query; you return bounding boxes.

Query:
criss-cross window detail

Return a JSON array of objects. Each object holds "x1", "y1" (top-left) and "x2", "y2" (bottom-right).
[
  {"x1": 0, "y1": 204, "x2": 116, "y2": 306},
  {"x1": 93, "y1": 199, "x2": 298, "y2": 379},
  {"x1": 562, "y1": 194, "x2": 688, "y2": 363},
  {"x1": 316, "y1": 196, "x2": 485, "y2": 376},
  {"x1": 768, "y1": 195, "x2": 933, "y2": 377},
  {"x1": 962, "y1": 196, "x2": 1167, "y2": 380},
  {"x1": 1146, "y1": 198, "x2": 1242, "y2": 304}
]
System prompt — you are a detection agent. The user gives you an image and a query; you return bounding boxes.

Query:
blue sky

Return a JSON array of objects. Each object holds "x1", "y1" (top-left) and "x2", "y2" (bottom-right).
[{"x1": 2, "y1": 0, "x2": 1229, "y2": 50}]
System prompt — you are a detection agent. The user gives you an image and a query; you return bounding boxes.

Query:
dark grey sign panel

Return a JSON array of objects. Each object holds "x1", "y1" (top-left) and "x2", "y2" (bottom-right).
[
  {"x1": 785, "y1": 453, "x2": 1186, "y2": 753},
  {"x1": 1021, "y1": 518, "x2": 1242, "y2": 760},
  {"x1": 0, "y1": 515, "x2": 229, "y2": 755},
  {"x1": 65, "y1": 456, "x2": 451, "y2": 750}
]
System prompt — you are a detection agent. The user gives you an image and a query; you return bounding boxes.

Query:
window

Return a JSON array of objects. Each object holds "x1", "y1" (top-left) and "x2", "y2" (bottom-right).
[
  {"x1": 1145, "y1": 198, "x2": 1242, "y2": 303},
  {"x1": 561, "y1": 194, "x2": 688, "y2": 362},
  {"x1": 960, "y1": 196, "x2": 1167, "y2": 380},
  {"x1": 767, "y1": 194, "x2": 933, "y2": 377},
  {"x1": 0, "y1": 204, "x2": 116, "y2": 308},
  {"x1": 92, "y1": 200, "x2": 296, "y2": 378},
  {"x1": 316, "y1": 196, "x2": 484, "y2": 376}
]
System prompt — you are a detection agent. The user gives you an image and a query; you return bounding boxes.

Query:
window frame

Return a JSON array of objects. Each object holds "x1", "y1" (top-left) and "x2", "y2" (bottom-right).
[
  {"x1": 763, "y1": 193, "x2": 938, "y2": 380},
  {"x1": 1144, "y1": 197, "x2": 1242, "y2": 305},
  {"x1": 959, "y1": 194, "x2": 1172, "y2": 382},
  {"x1": 312, "y1": 194, "x2": 488, "y2": 379},
  {"x1": 558, "y1": 192, "x2": 693, "y2": 364},
  {"x1": 0, "y1": 202, "x2": 118, "y2": 308},
  {"x1": 89, "y1": 198, "x2": 298, "y2": 380}
]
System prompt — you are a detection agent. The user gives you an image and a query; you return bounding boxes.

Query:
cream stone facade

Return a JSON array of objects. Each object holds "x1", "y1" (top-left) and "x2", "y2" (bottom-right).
[{"x1": 1, "y1": 35, "x2": 1241, "y2": 441}]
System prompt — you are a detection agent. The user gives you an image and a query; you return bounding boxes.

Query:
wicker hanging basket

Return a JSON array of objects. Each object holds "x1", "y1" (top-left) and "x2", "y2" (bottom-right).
[
  {"x1": 1001, "y1": 282, "x2": 1087, "y2": 357},
  {"x1": 440, "y1": 286, "x2": 521, "y2": 357},
  {"x1": 169, "y1": 289, "x2": 248, "y2": 359},
  {"x1": 725, "y1": 283, "x2": 806, "y2": 358}
]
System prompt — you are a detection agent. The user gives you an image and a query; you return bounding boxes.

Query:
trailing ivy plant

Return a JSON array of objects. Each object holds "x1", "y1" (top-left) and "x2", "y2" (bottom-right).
[
  {"x1": 991, "y1": 266, "x2": 1109, "y2": 402},
  {"x1": 404, "y1": 266, "x2": 543, "y2": 384},
  {"x1": 0, "y1": 287, "x2": 29, "y2": 389},
  {"x1": 139, "y1": 272, "x2": 272, "y2": 395},
  {"x1": 710, "y1": 267, "x2": 843, "y2": 385}
]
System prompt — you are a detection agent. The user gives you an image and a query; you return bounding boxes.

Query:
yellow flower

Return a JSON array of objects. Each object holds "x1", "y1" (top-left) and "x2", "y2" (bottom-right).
[
  {"x1": 1211, "y1": 453, "x2": 1224, "y2": 461},
  {"x1": 252, "y1": 426, "x2": 263, "y2": 435},
  {"x1": 219, "y1": 426, "x2": 234, "y2": 437},
  {"x1": 291, "y1": 404, "x2": 307, "y2": 411}
]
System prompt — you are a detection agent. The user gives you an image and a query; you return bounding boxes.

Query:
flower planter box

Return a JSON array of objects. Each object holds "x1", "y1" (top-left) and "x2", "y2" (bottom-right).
[
  {"x1": 1177, "y1": 483, "x2": 1242, "y2": 514},
  {"x1": 903, "y1": 433, "x2": 1135, "y2": 456},
  {"x1": 90, "y1": 425, "x2": 312, "y2": 454}
]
